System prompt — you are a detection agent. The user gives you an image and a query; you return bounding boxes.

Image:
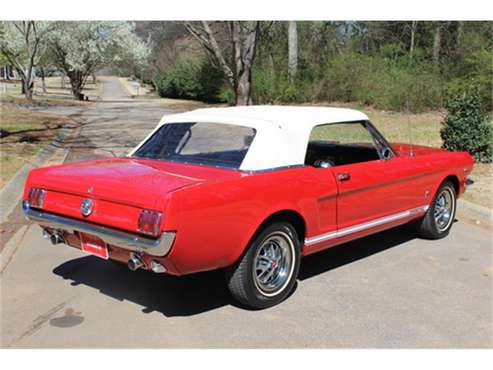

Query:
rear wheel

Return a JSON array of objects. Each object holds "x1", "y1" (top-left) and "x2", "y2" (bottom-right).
[
  {"x1": 226, "y1": 222, "x2": 300, "y2": 309},
  {"x1": 416, "y1": 180, "x2": 457, "y2": 239}
]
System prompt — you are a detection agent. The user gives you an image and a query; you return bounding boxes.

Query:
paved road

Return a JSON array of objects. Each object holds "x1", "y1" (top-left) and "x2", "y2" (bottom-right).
[{"x1": 1, "y1": 78, "x2": 492, "y2": 348}]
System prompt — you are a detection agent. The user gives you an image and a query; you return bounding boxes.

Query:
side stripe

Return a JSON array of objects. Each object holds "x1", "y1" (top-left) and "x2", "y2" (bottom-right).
[{"x1": 304, "y1": 205, "x2": 429, "y2": 246}]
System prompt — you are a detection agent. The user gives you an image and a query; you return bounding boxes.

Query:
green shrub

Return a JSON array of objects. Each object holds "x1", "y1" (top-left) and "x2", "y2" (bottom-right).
[
  {"x1": 251, "y1": 68, "x2": 276, "y2": 104},
  {"x1": 197, "y1": 61, "x2": 225, "y2": 102},
  {"x1": 219, "y1": 86, "x2": 235, "y2": 105},
  {"x1": 440, "y1": 87, "x2": 492, "y2": 163},
  {"x1": 155, "y1": 61, "x2": 224, "y2": 102},
  {"x1": 323, "y1": 53, "x2": 443, "y2": 112}
]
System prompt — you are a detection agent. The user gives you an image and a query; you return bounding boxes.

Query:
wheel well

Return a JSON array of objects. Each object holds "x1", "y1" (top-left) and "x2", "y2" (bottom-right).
[
  {"x1": 257, "y1": 210, "x2": 306, "y2": 244},
  {"x1": 442, "y1": 175, "x2": 460, "y2": 194}
]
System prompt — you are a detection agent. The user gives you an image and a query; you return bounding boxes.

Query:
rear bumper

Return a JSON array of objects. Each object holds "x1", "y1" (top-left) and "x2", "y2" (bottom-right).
[{"x1": 22, "y1": 201, "x2": 175, "y2": 257}]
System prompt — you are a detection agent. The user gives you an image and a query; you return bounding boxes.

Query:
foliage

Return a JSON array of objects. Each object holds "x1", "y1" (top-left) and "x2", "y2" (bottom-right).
[
  {"x1": 47, "y1": 21, "x2": 150, "y2": 97},
  {"x1": 248, "y1": 21, "x2": 492, "y2": 111},
  {"x1": 155, "y1": 61, "x2": 224, "y2": 102},
  {"x1": 440, "y1": 87, "x2": 492, "y2": 163},
  {"x1": 0, "y1": 21, "x2": 53, "y2": 98}
]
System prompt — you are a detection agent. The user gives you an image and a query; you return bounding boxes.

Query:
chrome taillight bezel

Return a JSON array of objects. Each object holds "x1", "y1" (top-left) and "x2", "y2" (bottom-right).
[
  {"x1": 28, "y1": 188, "x2": 46, "y2": 209},
  {"x1": 138, "y1": 209, "x2": 162, "y2": 237}
]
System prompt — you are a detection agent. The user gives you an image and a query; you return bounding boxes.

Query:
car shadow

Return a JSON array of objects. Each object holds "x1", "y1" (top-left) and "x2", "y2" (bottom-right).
[
  {"x1": 298, "y1": 224, "x2": 417, "y2": 280},
  {"x1": 53, "y1": 257, "x2": 231, "y2": 317},
  {"x1": 53, "y1": 223, "x2": 418, "y2": 317}
]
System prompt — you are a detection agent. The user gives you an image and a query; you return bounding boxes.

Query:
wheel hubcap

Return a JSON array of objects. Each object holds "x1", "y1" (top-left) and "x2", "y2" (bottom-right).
[
  {"x1": 434, "y1": 188, "x2": 455, "y2": 232},
  {"x1": 253, "y1": 231, "x2": 294, "y2": 296}
]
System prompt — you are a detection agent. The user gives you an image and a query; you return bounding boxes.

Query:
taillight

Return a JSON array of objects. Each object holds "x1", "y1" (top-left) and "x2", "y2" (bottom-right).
[
  {"x1": 28, "y1": 188, "x2": 46, "y2": 209},
  {"x1": 138, "y1": 209, "x2": 162, "y2": 237}
]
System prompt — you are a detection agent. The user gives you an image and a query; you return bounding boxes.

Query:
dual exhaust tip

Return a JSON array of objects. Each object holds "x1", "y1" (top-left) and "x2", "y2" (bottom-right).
[
  {"x1": 128, "y1": 253, "x2": 166, "y2": 273},
  {"x1": 43, "y1": 229, "x2": 65, "y2": 245},
  {"x1": 42, "y1": 229, "x2": 165, "y2": 274}
]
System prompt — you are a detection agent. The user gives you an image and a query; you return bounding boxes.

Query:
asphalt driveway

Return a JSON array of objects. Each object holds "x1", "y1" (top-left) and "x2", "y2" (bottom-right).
[{"x1": 1, "y1": 78, "x2": 492, "y2": 348}]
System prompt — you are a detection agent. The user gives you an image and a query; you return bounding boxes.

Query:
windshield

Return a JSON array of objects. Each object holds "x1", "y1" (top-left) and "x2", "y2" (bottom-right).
[{"x1": 133, "y1": 122, "x2": 256, "y2": 169}]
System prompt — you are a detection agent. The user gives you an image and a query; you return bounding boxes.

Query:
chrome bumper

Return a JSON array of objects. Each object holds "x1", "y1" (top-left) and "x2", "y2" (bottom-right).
[{"x1": 22, "y1": 202, "x2": 175, "y2": 257}]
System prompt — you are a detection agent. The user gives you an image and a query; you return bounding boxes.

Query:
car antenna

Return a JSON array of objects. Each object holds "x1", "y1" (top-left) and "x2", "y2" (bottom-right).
[{"x1": 407, "y1": 89, "x2": 414, "y2": 157}]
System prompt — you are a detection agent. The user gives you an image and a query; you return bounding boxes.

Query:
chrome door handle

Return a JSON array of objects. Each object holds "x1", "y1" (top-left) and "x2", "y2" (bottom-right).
[{"x1": 336, "y1": 173, "x2": 351, "y2": 182}]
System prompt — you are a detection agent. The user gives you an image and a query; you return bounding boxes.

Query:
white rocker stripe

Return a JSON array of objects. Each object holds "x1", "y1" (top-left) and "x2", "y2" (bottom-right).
[{"x1": 304, "y1": 205, "x2": 429, "y2": 246}]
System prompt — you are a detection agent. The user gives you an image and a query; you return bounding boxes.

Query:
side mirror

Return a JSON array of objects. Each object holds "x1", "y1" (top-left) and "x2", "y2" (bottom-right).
[{"x1": 381, "y1": 147, "x2": 393, "y2": 161}]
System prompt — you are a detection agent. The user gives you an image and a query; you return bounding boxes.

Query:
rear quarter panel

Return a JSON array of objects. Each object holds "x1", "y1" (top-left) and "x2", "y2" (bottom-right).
[{"x1": 164, "y1": 167, "x2": 338, "y2": 274}]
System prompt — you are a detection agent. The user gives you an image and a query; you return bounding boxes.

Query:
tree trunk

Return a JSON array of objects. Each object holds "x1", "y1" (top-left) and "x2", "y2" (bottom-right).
[
  {"x1": 288, "y1": 21, "x2": 298, "y2": 84},
  {"x1": 22, "y1": 78, "x2": 33, "y2": 100},
  {"x1": 456, "y1": 21, "x2": 464, "y2": 51},
  {"x1": 235, "y1": 69, "x2": 252, "y2": 106},
  {"x1": 433, "y1": 22, "x2": 442, "y2": 67},
  {"x1": 409, "y1": 21, "x2": 417, "y2": 63},
  {"x1": 68, "y1": 72, "x2": 84, "y2": 100},
  {"x1": 40, "y1": 66, "x2": 47, "y2": 93}
]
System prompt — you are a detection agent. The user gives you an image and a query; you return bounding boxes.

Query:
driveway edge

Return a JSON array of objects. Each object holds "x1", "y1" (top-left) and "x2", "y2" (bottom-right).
[
  {"x1": 457, "y1": 198, "x2": 492, "y2": 228},
  {"x1": 0, "y1": 129, "x2": 70, "y2": 224}
]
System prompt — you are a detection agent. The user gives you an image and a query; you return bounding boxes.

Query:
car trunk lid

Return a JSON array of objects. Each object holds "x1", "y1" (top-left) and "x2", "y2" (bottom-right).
[{"x1": 26, "y1": 157, "x2": 244, "y2": 233}]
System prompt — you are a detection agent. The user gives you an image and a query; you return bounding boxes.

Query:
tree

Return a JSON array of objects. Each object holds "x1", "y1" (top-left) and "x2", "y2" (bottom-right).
[
  {"x1": 0, "y1": 21, "x2": 52, "y2": 99},
  {"x1": 432, "y1": 21, "x2": 443, "y2": 67},
  {"x1": 48, "y1": 21, "x2": 149, "y2": 99},
  {"x1": 409, "y1": 21, "x2": 417, "y2": 63},
  {"x1": 184, "y1": 21, "x2": 260, "y2": 105},
  {"x1": 287, "y1": 21, "x2": 298, "y2": 84},
  {"x1": 456, "y1": 21, "x2": 464, "y2": 51}
]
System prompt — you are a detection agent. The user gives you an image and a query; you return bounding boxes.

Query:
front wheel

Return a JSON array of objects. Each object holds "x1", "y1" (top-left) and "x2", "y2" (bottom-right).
[
  {"x1": 225, "y1": 222, "x2": 301, "y2": 309},
  {"x1": 416, "y1": 180, "x2": 457, "y2": 239}
]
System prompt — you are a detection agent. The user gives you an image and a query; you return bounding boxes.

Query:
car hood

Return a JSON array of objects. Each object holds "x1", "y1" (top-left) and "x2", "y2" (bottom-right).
[
  {"x1": 27, "y1": 157, "x2": 244, "y2": 209},
  {"x1": 390, "y1": 143, "x2": 446, "y2": 157}
]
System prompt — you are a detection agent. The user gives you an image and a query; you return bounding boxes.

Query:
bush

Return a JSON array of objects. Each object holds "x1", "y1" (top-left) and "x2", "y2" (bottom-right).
[
  {"x1": 322, "y1": 53, "x2": 443, "y2": 112},
  {"x1": 440, "y1": 87, "x2": 492, "y2": 163},
  {"x1": 155, "y1": 61, "x2": 224, "y2": 102},
  {"x1": 219, "y1": 86, "x2": 235, "y2": 105}
]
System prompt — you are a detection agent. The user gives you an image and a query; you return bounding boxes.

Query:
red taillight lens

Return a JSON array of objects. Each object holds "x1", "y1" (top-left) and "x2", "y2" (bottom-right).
[
  {"x1": 138, "y1": 209, "x2": 162, "y2": 237},
  {"x1": 28, "y1": 188, "x2": 46, "y2": 209}
]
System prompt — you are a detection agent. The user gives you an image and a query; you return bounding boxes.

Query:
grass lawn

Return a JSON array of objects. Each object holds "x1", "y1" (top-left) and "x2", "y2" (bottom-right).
[
  {"x1": 0, "y1": 102, "x2": 73, "y2": 188},
  {"x1": 0, "y1": 76, "x2": 101, "y2": 106}
]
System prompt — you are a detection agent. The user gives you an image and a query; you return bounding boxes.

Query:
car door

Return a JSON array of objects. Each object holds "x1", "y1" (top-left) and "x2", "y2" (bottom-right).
[{"x1": 306, "y1": 121, "x2": 428, "y2": 246}]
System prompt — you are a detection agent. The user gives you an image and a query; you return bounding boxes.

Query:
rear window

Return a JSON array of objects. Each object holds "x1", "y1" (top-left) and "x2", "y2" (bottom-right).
[{"x1": 133, "y1": 122, "x2": 256, "y2": 169}]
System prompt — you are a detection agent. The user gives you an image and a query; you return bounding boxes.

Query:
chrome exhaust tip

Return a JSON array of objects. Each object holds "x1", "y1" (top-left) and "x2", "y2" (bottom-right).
[
  {"x1": 48, "y1": 231, "x2": 64, "y2": 245},
  {"x1": 128, "y1": 253, "x2": 145, "y2": 271},
  {"x1": 42, "y1": 229, "x2": 51, "y2": 240},
  {"x1": 150, "y1": 260, "x2": 166, "y2": 273}
]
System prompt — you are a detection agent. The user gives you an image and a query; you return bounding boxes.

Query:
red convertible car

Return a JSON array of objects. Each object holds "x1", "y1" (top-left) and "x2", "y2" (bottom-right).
[{"x1": 23, "y1": 106, "x2": 474, "y2": 308}]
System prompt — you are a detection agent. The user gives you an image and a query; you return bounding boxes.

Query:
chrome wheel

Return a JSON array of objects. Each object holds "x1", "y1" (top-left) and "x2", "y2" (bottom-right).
[
  {"x1": 253, "y1": 231, "x2": 295, "y2": 297},
  {"x1": 434, "y1": 188, "x2": 455, "y2": 232}
]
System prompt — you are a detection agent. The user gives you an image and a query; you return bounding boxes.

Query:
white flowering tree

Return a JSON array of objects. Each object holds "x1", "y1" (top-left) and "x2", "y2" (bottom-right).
[
  {"x1": 0, "y1": 21, "x2": 53, "y2": 99},
  {"x1": 48, "y1": 21, "x2": 149, "y2": 99}
]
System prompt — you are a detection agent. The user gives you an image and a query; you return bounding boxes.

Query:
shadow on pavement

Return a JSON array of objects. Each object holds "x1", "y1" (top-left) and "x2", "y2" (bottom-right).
[
  {"x1": 53, "y1": 256, "x2": 230, "y2": 317},
  {"x1": 299, "y1": 224, "x2": 417, "y2": 280},
  {"x1": 53, "y1": 224, "x2": 417, "y2": 317}
]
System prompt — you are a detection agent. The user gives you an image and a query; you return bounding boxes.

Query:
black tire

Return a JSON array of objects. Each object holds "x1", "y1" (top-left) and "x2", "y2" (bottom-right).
[
  {"x1": 225, "y1": 222, "x2": 301, "y2": 309},
  {"x1": 416, "y1": 180, "x2": 457, "y2": 239}
]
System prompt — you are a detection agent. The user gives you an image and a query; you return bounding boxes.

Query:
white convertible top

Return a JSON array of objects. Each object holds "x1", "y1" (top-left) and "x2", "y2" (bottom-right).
[{"x1": 131, "y1": 106, "x2": 369, "y2": 171}]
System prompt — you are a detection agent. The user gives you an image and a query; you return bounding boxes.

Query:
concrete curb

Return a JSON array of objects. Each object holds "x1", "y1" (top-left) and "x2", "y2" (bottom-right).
[
  {"x1": 0, "y1": 129, "x2": 70, "y2": 224},
  {"x1": 457, "y1": 198, "x2": 492, "y2": 227}
]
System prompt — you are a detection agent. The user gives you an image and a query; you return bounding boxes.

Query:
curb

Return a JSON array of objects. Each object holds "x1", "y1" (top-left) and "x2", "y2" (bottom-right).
[
  {"x1": 0, "y1": 129, "x2": 70, "y2": 224},
  {"x1": 456, "y1": 198, "x2": 492, "y2": 227}
]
